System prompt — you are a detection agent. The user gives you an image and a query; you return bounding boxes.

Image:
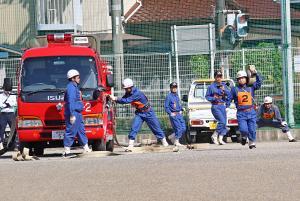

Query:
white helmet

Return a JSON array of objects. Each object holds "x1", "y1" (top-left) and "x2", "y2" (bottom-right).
[
  {"x1": 67, "y1": 69, "x2": 80, "y2": 79},
  {"x1": 122, "y1": 78, "x2": 134, "y2": 88},
  {"x1": 264, "y1": 96, "x2": 273, "y2": 104},
  {"x1": 236, "y1": 70, "x2": 247, "y2": 79}
]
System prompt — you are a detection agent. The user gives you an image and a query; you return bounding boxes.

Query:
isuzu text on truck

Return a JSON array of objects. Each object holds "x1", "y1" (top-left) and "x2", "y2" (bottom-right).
[{"x1": 17, "y1": 34, "x2": 115, "y2": 156}]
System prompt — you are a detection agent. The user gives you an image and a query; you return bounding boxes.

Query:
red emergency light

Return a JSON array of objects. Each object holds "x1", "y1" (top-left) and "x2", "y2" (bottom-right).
[{"x1": 47, "y1": 33, "x2": 72, "y2": 43}]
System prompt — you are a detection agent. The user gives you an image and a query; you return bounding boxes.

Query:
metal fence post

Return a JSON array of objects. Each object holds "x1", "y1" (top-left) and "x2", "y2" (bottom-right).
[
  {"x1": 168, "y1": 52, "x2": 172, "y2": 82},
  {"x1": 281, "y1": 0, "x2": 295, "y2": 126},
  {"x1": 242, "y1": 48, "x2": 246, "y2": 71},
  {"x1": 209, "y1": 23, "x2": 215, "y2": 78},
  {"x1": 173, "y1": 25, "x2": 181, "y2": 98}
]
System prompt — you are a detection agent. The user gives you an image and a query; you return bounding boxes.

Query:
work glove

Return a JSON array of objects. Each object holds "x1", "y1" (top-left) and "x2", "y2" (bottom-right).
[
  {"x1": 70, "y1": 116, "x2": 76, "y2": 125},
  {"x1": 108, "y1": 95, "x2": 117, "y2": 101},
  {"x1": 249, "y1": 65, "x2": 257, "y2": 74},
  {"x1": 281, "y1": 121, "x2": 288, "y2": 126},
  {"x1": 171, "y1": 112, "x2": 176, "y2": 117}
]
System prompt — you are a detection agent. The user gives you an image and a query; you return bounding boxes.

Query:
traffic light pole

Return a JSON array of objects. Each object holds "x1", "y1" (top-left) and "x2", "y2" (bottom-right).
[
  {"x1": 216, "y1": 0, "x2": 225, "y2": 50},
  {"x1": 281, "y1": 0, "x2": 295, "y2": 126},
  {"x1": 111, "y1": 0, "x2": 124, "y2": 92}
]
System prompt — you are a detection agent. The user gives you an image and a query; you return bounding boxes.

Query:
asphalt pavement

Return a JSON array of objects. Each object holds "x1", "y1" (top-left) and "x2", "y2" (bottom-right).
[{"x1": 0, "y1": 141, "x2": 299, "y2": 201}]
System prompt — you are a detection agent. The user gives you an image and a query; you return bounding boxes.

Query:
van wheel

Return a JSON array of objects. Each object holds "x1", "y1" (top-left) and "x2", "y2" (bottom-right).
[
  {"x1": 106, "y1": 140, "x2": 114, "y2": 152},
  {"x1": 180, "y1": 125, "x2": 191, "y2": 145},
  {"x1": 92, "y1": 139, "x2": 106, "y2": 151},
  {"x1": 228, "y1": 127, "x2": 239, "y2": 143}
]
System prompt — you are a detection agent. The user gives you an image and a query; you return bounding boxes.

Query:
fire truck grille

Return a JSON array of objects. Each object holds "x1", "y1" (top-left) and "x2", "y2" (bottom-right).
[{"x1": 45, "y1": 120, "x2": 65, "y2": 127}]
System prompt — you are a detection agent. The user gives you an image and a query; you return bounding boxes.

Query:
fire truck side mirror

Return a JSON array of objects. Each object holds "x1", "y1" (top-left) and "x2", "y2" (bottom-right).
[
  {"x1": 3, "y1": 78, "x2": 13, "y2": 91},
  {"x1": 106, "y1": 74, "x2": 114, "y2": 87},
  {"x1": 93, "y1": 86, "x2": 106, "y2": 100}
]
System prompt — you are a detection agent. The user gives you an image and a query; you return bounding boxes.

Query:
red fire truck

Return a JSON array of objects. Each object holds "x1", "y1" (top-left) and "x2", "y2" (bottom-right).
[{"x1": 17, "y1": 34, "x2": 115, "y2": 156}]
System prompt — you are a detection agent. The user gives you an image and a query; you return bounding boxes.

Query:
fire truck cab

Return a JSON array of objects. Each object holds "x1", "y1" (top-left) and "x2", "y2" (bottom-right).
[{"x1": 17, "y1": 34, "x2": 115, "y2": 156}]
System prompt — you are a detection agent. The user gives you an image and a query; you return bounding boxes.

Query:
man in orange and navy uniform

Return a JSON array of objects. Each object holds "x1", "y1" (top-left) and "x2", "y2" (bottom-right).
[
  {"x1": 257, "y1": 96, "x2": 296, "y2": 142},
  {"x1": 109, "y1": 78, "x2": 169, "y2": 149},
  {"x1": 229, "y1": 66, "x2": 262, "y2": 149}
]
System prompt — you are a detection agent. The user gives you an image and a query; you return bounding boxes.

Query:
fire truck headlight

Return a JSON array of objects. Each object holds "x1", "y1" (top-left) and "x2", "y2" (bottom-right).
[
  {"x1": 84, "y1": 114, "x2": 103, "y2": 126},
  {"x1": 18, "y1": 118, "x2": 43, "y2": 128}
]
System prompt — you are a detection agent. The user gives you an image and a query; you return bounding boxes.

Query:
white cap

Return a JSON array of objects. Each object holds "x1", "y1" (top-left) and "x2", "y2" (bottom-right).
[
  {"x1": 67, "y1": 69, "x2": 80, "y2": 79},
  {"x1": 236, "y1": 70, "x2": 247, "y2": 79},
  {"x1": 122, "y1": 78, "x2": 134, "y2": 88},
  {"x1": 264, "y1": 96, "x2": 272, "y2": 104}
]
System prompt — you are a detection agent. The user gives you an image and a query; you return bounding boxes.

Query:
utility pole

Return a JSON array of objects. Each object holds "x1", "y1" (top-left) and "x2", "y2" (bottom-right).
[
  {"x1": 215, "y1": 0, "x2": 225, "y2": 50},
  {"x1": 111, "y1": 0, "x2": 124, "y2": 91},
  {"x1": 215, "y1": 0, "x2": 226, "y2": 78},
  {"x1": 281, "y1": 0, "x2": 295, "y2": 126}
]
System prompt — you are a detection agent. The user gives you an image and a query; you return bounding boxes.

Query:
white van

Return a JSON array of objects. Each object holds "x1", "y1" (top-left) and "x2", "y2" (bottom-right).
[{"x1": 182, "y1": 79, "x2": 239, "y2": 143}]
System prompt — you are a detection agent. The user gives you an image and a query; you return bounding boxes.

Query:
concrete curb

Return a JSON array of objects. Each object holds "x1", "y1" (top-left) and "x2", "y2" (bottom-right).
[{"x1": 115, "y1": 129, "x2": 300, "y2": 144}]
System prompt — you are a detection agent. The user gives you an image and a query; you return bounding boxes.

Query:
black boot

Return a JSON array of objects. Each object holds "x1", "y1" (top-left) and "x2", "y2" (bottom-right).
[{"x1": 241, "y1": 137, "x2": 247, "y2": 146}]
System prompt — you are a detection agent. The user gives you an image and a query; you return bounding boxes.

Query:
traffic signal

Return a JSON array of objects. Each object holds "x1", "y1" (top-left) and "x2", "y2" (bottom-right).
[
  {"x1": 236, "y1": 13, "x2": 249, "y2": 37},
  {"x1": 222, "y1": 25, "x2": 236, "y2": 45}
]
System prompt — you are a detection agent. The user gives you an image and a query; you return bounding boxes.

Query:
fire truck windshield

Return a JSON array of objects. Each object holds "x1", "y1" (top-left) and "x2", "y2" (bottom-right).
[{"x1": 21, "y1": 56, "x2": 98, "y2": 102}]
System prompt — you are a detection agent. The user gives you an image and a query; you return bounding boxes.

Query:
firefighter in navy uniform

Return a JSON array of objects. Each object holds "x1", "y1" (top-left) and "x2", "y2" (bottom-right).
[
  {"x1": 257, "y1": 96, "x2": 296, "y2": 142},
  {"x1": 229, "y1": 65, "x2": 263, "y2": 149},
  {"x1": 62, "y1": 69, "x2": 91, "y2": 157},
  {"x1": 205, "y1": 70, "x2": 231, "y2": 145},
  {"x1": 109, "y1": 78, "x2": 169, "y2": 149},
  {"x1": 164, "y1": 82, "x2": 186, "y2": 146}
]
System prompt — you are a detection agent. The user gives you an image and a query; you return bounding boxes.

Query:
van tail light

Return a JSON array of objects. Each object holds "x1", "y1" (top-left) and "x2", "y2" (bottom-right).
[
  {"x1": 191, "y1": 120, "x2": 204, "y2": 125},
  {"x1": 228, "y1": 119, "x2": 238, "y2": 124}
]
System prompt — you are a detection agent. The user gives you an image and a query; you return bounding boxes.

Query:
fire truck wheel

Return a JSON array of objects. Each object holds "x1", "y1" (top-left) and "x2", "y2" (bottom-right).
[
  {"x1": 92, "y1": 139, "x2": 106, "y2": 151},
  {"x1": 19, "y1": 142, "x2": 44, "y2": 156},
  {"x1": 106, "y1": 140, "x2": 114, "y2": 152},
  {"x1": 19, "y1": 142, "x2": 32, "y2": 154},
  {"x1": 32, "y1": 144, "x2": 44, "y2": 156}
]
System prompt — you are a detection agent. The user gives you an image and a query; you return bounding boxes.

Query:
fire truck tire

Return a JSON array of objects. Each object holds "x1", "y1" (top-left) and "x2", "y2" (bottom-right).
[
  {"x1": 32, "y1": 144, "x2": 45, "y2": 156},
  {"x1": 19, "y1": 142, "x2": 44, "y2": 156},
  {"x1": 106, "y1": 140, "x2": 114, "y2": 152},
  {"x1": 19, "y1": 142, "x2": 32, "y2": 154},
  {"x1": 92, "y1": 139, "x2": 106, "y2": 151}
]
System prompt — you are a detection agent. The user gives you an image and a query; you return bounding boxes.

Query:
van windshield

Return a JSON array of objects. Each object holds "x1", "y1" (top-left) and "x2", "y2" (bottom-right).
[
  {"x1": 21, "y1": 56, "x2": 98, "y2": 92},
  {"x1": 194, "y1": 80, "x2": 233, "y2": 99}
]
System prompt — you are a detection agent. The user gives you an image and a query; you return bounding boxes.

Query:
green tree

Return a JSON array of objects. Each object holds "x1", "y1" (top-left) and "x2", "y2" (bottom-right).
[{"x1": 190, "y1": 54, "x2": 210, "y2": 78}]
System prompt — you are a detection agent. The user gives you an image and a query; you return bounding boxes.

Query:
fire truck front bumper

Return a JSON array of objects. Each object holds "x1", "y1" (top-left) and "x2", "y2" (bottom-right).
[{"x1": 18, "y1": 126, "x2": 106, "y2": 142}]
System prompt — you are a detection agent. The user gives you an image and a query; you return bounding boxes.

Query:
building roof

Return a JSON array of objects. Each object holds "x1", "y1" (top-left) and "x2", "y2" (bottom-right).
[
  {"x1": 127, "y1": 0, "x2": 300, "y2": 24},
  {"x1": 238, "y1": 0, "x2": 300, "y2": 19}
]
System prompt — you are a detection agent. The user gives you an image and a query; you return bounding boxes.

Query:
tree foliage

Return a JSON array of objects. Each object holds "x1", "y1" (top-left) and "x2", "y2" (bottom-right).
[{"x1": 189, "y1": 54, "x2": 210, "y2": 78}]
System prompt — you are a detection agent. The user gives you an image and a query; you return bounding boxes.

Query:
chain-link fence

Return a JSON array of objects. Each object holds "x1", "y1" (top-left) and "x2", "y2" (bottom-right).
[
  {"x1": 102, "y1": 48, "x2": 300, "y2": 120},
  {"x1": 2, "y1": 47, "x2": 300, "y2": 119},
  {"x1": 0, "y1": 58, "x2": 20, "y2": 88}
]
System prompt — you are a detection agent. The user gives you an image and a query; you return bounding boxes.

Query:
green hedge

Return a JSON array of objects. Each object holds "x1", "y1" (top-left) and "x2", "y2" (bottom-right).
[{"x1": 275, "y1": 101, "x2": 300, "y2": 125}]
